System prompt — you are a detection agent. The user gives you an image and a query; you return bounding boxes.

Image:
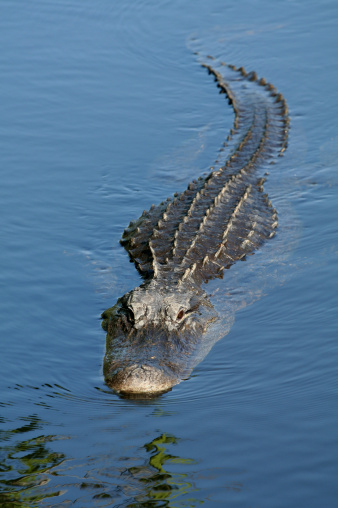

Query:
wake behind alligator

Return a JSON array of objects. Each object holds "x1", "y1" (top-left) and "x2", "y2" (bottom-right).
[{"x1": 102, "y1": 55, "x2": 289, "y2": 397}]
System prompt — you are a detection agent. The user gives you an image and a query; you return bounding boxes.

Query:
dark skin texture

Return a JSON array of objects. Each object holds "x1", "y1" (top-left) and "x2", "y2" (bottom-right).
[{"x1": 102, "y1": 56, "x2": 289, "y2": 397}]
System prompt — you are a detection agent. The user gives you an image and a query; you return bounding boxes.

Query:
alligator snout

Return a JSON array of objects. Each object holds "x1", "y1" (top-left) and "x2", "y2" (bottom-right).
[{"x1": 106, "y1": 363, "x2": 179, "y2": 396}]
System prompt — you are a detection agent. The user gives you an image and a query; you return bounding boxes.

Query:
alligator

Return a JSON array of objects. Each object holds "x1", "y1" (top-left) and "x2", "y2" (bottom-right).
[{"x1": 101, "y1": 55, "x2": 289, "y2": 397}]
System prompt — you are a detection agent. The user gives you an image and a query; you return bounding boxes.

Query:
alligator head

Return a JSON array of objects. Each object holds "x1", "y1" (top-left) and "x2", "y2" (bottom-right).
[{"x1": 102, "y1": 281, "x2": 218, "y2": 397}]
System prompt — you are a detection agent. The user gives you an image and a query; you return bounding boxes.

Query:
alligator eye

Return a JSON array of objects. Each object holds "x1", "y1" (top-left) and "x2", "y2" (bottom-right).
[
  {"x1": 177, "y1": 309, "x2": 185, "y2": 321},
  {"x1": 126, "y1": 307, "x2": 135, "y2": 324}
]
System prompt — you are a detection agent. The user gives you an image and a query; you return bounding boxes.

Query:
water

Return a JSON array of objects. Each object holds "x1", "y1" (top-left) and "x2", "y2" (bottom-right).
[{"x1": 1, "y1": 0, "x2": 337, "y2": 506}]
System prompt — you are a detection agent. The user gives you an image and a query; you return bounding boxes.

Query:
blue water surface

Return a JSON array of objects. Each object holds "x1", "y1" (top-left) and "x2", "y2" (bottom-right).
[{"x1": 1, "y1": 0, "x2": 337, "y2": 506}]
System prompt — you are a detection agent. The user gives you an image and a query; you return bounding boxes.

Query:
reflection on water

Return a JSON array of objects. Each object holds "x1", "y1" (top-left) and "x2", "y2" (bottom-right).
[
  {"x1": 1, "y1": 392, "x2": 250, "y2": 507},
  {"x1": 0, "y1": 414, "x2": 65, "y2": 507},
  {"x1": 123, "y1": 433, "x2": 200, "y2": 507},
  {"x1": 1, "y1": 394, "x2": 202, "y2": 507},
  {"x1": 52, "y1": 431, "x2": 201, "y2": 506}
]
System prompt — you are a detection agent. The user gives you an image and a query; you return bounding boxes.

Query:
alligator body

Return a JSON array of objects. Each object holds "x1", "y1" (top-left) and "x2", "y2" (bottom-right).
[{"x1": 102, "y1": 56, "x2": 289, "y2": 397}]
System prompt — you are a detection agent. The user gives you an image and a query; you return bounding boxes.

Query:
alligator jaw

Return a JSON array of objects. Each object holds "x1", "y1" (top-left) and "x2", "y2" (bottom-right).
[{"x1": 105, "y1": 364, "x2": 180, "y2": 397}]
